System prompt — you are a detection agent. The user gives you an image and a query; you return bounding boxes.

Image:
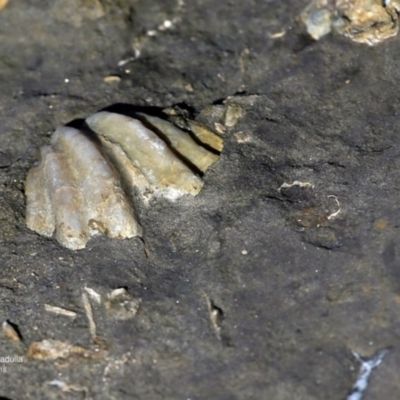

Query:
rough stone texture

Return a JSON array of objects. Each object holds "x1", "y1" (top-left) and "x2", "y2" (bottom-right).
[{"x1": 1, "y1": 0, "x2": 400, "y2": 399}]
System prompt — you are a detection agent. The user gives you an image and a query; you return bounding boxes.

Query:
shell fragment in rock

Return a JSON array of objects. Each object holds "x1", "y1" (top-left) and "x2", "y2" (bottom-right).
[
  {"x1": 301, "y1": 0, "x2": 400, "y2": 45},
  {"x1": 26, "y1": 111, "x2": 222, "y2": 250}
]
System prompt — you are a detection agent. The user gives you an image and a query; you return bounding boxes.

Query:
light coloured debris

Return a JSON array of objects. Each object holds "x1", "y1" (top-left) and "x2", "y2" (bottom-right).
[
  {"x1": 108, "y1": 288, "x2": 127, "y2": 300},
  {"x1": 197, "y1": 104, "x2": 226, "y2": 123},
  {"x1": 203, "y1": 293, "x2": 223, "y2": 340},
  {"x1": 28, "y1": 339, "x2": 89, "y2": 360},
  {"x1": 301, "y1": 0, "x2": 400, "y2": 45},
  {"x1": 84, "y1": 287, "x2": 102, "y2": 304},
  {"x1": 303, "y1": 7, "x2": 332, "y2": 40},
  {"x1": 105, "y1": 288, "x2": 140, "y2": 320},
  {"x1": 48, "y1": 380, "x2": 89, "y2": 399},
  {"x1": 184, "y1": 83, "x2": 194, "y2": 92},
  {"x1": 103, "y1": 352, "x2": 132, "y2": 381},
  {"x1": 327, "y1": 195, "x2": 341, "y2": 220},
  {"x1": 103, "y1": 75, "x2": 121, "y2": 83},
  {"x1": 44, "y1": 304, "x2": 77, "y2": 319},
  {"x1": 278, "y1": 181, "x2": 315, "y2": 191},
  {"x1": 2, "y1": 320, "x2": 22, "y2": 342},
  {"x1": 0, "y1": 0, "x2": 8, "y2": 12},
  {"x1": 347, "y1": 348, "x2": 390, "y2": 400},
  {"x1": 269, "y1": 30, "x2": 287, "y2": 39},
  {"x1": 26, "y1": 110, "x2": 222, "y2": 250},
  {"x1": 193, "y1": 97, "x2": 256, "y2": 136},
  {"x1": 186, "y1": 120, "x2": 225, "y2": 152},
  {"x1": 234, "y1": 131, "x2": 252, "y2": 143},
  {"x1": 224, "y1": 103, "x2": 243, "y2": 128},
  {"x1": 117, "y1": 57, "x2": 136, "y2": 67},
  {"x1": 214, "y1": 122, "x2": 226, "y2": 135},
  {"x1": 225, "y1": 94, "x2": 262, "y2": 107},
  {"x1": 82, "y1": 293, "x2": 96, "y2": 339}
]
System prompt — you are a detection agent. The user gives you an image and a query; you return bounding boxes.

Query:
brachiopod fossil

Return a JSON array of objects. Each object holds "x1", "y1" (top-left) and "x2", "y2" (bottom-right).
[{"x1": 25, "y1": 109, "x2": 222, "y2": 250}]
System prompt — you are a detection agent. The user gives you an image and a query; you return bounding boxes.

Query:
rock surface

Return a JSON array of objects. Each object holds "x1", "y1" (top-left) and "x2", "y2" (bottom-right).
[{"x1": 1, "y1": 0, "x2": 400, "y2": 399}]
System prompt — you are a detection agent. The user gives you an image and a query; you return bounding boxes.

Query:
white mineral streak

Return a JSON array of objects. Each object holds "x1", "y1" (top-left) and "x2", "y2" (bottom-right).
[
  {"x1": 26, "y1": 111, "x2": 221, "y2": 250},
  {"x1": 347, "y1": 348, "x2": 390, "y2": 400}
]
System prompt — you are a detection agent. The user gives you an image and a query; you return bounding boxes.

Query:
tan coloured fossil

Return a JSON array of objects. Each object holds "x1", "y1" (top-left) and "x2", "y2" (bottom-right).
[
  {"x1": 301, "y1": 0, "x2": 400, "y2": 45},
  {"x1": 25, "y1": 111, "x2": 222, "y2": 250}
]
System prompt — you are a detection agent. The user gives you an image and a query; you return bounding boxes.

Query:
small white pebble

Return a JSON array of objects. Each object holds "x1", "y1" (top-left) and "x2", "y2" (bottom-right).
[
  {"x1": 241, "y1": 250, "x2": 248, "y2": 255},
  {"x1": 163, "y1": 20, "x2": 172, "y2": 29},
  {"x1": 64, "y1": 78, "x2": 69, "y2": 83}
]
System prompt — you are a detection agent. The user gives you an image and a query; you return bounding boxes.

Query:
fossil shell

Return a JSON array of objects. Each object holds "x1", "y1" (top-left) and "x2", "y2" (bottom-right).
[
  {"x1": 301, "y1": 0, "x2": 400, "y2": 45},
  {"x1": 26, "y1": 111, "x2": 222, "y2": 250}
]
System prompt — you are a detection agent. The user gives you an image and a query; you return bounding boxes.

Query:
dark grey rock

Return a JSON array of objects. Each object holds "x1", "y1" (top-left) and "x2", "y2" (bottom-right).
[{"x1": 0, "y1": 0, "x2": 398, "y2": 399}]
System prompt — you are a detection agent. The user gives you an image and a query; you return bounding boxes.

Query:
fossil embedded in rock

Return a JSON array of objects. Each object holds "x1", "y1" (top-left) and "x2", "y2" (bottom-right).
[
  {"x1": 301, "y1": 0, "x2": 400, "y2": 45},
  {"x1": 25, "y1": 110, "x2": 222, "y2": 250}
]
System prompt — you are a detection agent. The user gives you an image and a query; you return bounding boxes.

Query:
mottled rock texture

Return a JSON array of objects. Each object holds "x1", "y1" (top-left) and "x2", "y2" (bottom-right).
[{"x1": 1, "y1": 0, "x2": 400, "y2": 399}]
